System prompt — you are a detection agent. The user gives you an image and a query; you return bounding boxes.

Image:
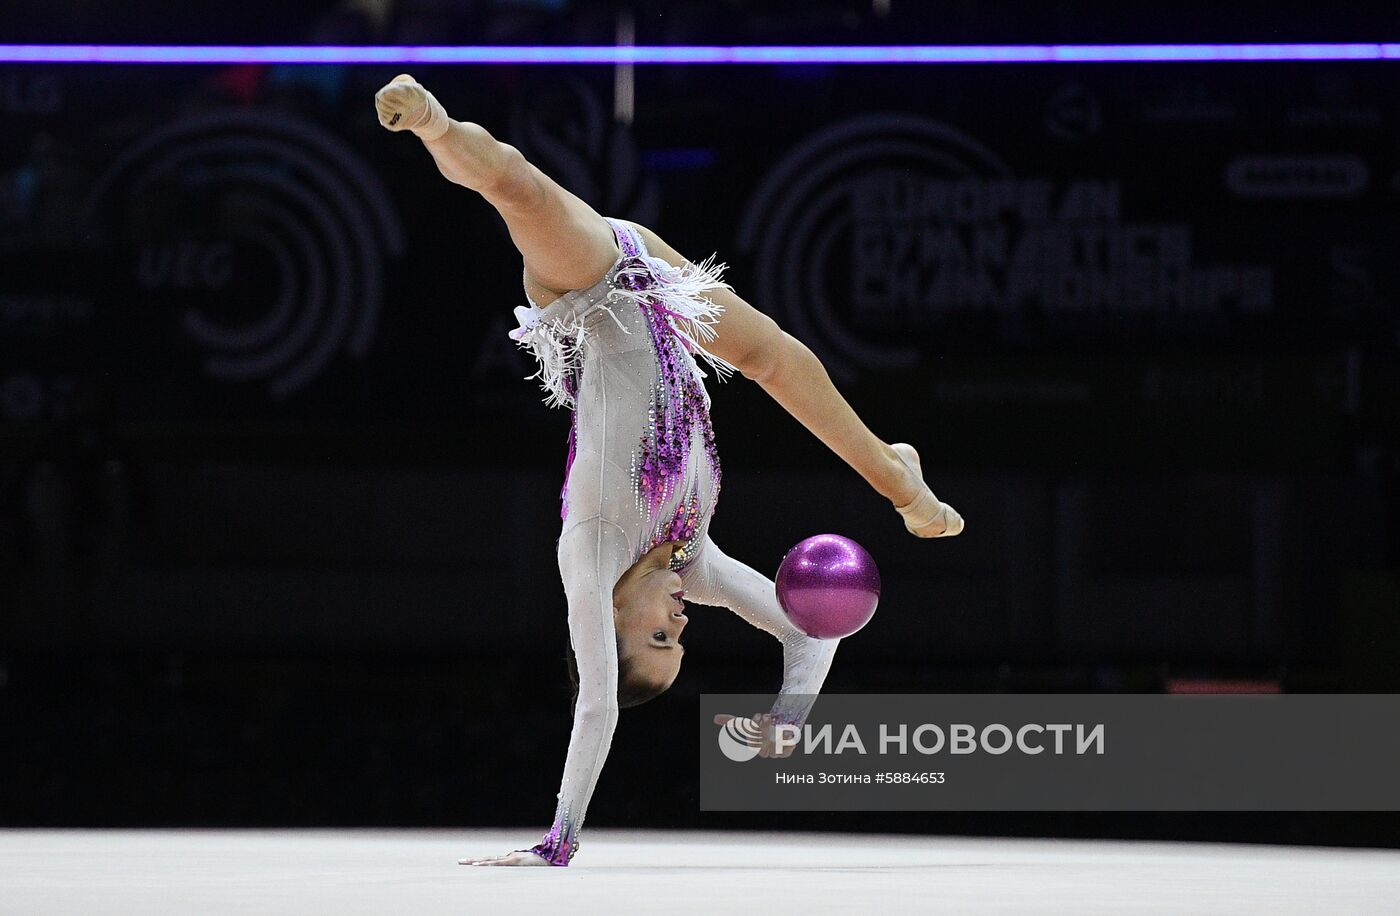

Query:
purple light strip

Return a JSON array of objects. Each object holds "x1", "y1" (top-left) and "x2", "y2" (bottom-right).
[{"x1": 0, "y1": 44, "x2": 1397, "y2": 65}]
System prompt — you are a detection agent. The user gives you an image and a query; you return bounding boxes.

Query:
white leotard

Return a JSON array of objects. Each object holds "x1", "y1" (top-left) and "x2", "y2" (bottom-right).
[{"x1": 507, "y1": 218, "x2": 839, "y2": 864}]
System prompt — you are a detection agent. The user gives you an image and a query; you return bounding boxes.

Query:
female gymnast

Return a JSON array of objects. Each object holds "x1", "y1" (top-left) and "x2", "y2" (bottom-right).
[{"x1": 374, "y1": 74, "x2": 964, "y2": 866}]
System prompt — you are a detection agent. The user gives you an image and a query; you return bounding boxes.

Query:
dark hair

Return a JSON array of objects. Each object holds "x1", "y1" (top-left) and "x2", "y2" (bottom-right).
[{"x1": 564, "y1": 640, "x2": 671, "y2": 710}]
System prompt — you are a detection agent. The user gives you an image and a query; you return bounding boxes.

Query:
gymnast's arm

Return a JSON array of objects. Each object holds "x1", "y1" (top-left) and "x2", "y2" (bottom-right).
[
  {"x1": 681, "y1": 537, "x2": 839, "y2": 737},
  {"x1": 461, "y1": 518, "x2": 632, "y2": 867}
]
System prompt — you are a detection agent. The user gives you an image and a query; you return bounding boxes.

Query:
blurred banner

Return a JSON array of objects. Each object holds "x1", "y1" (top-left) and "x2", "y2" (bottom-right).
[
  {"x1": 0, "y1": 62, "x2": 1396, "y2": 660},
  {"x1": 0, "y1": 63, "x2": 1395, "y2": 438}
]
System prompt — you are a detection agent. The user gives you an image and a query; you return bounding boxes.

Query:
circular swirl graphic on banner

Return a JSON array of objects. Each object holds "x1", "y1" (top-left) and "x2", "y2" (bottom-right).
[{"x1": 90, "y1": 110, "x2": 404, "y2": 398}]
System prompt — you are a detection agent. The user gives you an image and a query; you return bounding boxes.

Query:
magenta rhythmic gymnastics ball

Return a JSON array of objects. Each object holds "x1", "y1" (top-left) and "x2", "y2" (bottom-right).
[{"x1": 775, "y1": 534, "x2": 881, "y2": 639}]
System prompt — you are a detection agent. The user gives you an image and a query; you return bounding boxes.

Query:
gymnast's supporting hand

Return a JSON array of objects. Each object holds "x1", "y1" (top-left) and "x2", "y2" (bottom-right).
[{"x1": 458, "y1": 850, "x2": 550, "y2": 867}]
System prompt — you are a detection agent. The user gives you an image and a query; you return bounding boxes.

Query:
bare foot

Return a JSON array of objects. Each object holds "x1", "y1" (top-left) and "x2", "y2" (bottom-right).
[{"x1": 890, "y1": 443, "x2": 964, "y2": 538}]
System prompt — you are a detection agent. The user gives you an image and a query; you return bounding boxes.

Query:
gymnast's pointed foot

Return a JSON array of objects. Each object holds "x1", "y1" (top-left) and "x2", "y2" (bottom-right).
[
  {"x1": 374, "y1": 73, "x2": 452, "y2": 140},
  {"x1": 458, "y1": 849, "x2": 551, "y2": 866},
  {"x1": 890, "y1": 442, "x2": 964, "y2": 538}
]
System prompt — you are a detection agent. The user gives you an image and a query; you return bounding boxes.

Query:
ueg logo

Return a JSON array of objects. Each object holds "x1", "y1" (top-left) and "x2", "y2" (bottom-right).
[{"x1": 713, "y1": 714, "x2": 801, "y2": 763}]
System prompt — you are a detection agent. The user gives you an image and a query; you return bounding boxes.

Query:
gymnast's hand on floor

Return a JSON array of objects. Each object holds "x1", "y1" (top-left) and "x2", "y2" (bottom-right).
[
  {"x1": 374, "y1": 74, "x2": 451, "y2": 140},
  {"x1": 458, "y1": 849, "x2": 550, "y2": 867},
  {"x1": 889, "y1": 443, "x2": 964, "y2": 538}
]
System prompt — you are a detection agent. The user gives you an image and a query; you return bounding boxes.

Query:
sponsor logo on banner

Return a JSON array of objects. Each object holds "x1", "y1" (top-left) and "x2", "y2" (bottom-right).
[
  {"x1": 1141, "y1": 80, "x2": 1237, "y2": 123},
  {"x1": 1287, "y1": 72, "x2": 1382, "y2": 129},
  {"x1": 1225, "y1": 155, "x2": 1368, "y2": 199}
]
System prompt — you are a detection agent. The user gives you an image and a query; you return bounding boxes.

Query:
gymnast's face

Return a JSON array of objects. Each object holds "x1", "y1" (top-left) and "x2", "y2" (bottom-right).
[{"x1": 613, "y1": 542, "x2": 689, "y2": 691}]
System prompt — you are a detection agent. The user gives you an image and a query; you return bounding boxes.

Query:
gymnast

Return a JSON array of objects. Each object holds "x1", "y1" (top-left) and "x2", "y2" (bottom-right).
[{"x1": 375, "y1": 74, "x2": 964, "y2": 866}]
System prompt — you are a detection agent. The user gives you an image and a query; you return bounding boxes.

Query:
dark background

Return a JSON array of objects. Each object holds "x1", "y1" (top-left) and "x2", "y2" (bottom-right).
[{"x1": 1, "y1": 0, "x2": 1397, "y2": 846}]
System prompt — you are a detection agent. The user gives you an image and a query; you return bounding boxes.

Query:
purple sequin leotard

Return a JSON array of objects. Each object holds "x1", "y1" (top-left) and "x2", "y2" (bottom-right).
[{"x1": 507, "y1": 218, "x2": 839, "y2": 865}]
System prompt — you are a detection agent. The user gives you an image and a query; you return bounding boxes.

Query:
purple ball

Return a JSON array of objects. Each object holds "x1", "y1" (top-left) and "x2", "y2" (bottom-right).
[{"x1": 775, "y1": 534, "x2": 881, "y2": 639}]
